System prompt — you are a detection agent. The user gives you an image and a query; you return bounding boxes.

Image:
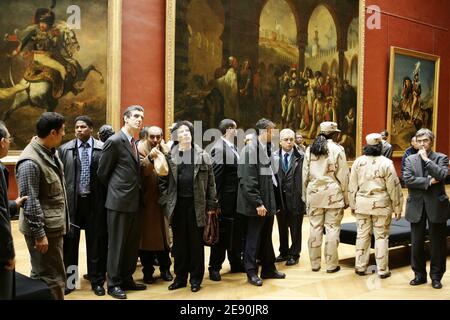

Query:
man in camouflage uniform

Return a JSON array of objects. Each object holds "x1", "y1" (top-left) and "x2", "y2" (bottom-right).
[
  {"x1": 349, "y1": 133, "x2": 403, "y2": 278},
  {"x1": 302, "y1": 122, "x2": 349, "y2": 273}
]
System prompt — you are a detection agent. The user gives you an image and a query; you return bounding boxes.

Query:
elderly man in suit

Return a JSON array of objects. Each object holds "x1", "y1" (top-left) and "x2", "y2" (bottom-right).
[
  {"x1": 0, "y1": 122, "x2": 27, "y2": 300},
  {"x1": 403, "y1": 128, "x2": 448, "y2": 289},
  {"x1": 98, "y1": 105, "x2": 146, "y2": 299},
  {"x1": 208, "y1": 119, "x2": 246, "y2": 282},
  {"x1": 59, "y1": 116, "x2": 107, "y2": 296},
  {"x1": 238, "y1": 118, "x2": 285, "y2": 287},
  {"x1": 275, "y1": 128, "x2": 305, "y2": 266}
]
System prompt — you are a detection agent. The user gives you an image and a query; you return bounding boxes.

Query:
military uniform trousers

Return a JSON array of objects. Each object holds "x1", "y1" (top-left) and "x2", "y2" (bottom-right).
[
  {"x1": 355, "y1": 213, "x2": 391, "y2": 275},
  {"x1": 307, "y1": 207, "x2": 343, "y2": 271},
  {"x1": 25, "y1": 235, "x2": 65, "y2": 300}
]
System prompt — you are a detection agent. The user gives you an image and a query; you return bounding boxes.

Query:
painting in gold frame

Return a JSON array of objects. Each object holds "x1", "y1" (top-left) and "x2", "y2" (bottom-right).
[
  {"x1": 165, "y1": 0, "x2": 366, "y2": 160},
  {"x1": 386, "y1": 46, "x2": 440, "y2": 157},
  {"x1": 0, "y1": 0, "x2": 122, "y2": 162}
]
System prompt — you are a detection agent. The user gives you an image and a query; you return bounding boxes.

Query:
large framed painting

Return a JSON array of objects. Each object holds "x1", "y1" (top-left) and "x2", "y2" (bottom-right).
[
  {"x1": 166, "y1": 0, "x2": 365, "y2": 160},
  {"x1": 0, "y1": 0, "x2": 122, "y2": 160},
  {"x1": 387, "y1": 47, "x2": 440, "y2": 157}
]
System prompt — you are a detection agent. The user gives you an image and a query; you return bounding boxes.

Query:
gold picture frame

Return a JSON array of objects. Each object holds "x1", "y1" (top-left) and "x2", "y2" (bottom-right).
[
  {"x1": 0, "y1": 0, "x2": 122, "y2": 164},
  {"x1": 165, "y1": 0, "x2": 366, "y2": 160},
  {"x1": 386, "y1": 46, "x2": 440, "y2": 157}
]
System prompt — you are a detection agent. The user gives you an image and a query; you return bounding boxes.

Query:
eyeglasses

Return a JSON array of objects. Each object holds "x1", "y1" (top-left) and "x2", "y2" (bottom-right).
[{"x1": 149, "y1": 135, "x2": 161, "y2": 139}]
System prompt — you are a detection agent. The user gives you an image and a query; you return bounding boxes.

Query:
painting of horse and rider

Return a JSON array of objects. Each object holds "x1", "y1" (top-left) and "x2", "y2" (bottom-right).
[
  {"x1": 0, "y1": 0, "x2": 110, "y2": 151},
  {"x1": 387, "y1": 47, "x2": 440, "y2": 157}
]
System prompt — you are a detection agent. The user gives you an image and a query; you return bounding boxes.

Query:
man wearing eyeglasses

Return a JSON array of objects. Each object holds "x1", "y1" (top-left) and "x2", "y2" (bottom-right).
[
  {"x1": 137, "y1": 126, "x2": 173, "y2": 285},
  {"x1": 0, "y1": 122, "x2": 27, "y2": 299},
  {"x1": 275, "y1": 129, "x2": 305, "y2": 266}
]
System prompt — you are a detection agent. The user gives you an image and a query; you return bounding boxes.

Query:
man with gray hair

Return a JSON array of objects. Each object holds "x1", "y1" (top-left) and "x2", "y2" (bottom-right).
[
  {"x1": 403, "y1": 128, "x2": 448, "y2": 289},
  {"x1": 275, "y1": 128, "x2": 305, "y2": 266},
  {"x1": 98, "y1": 105, "x2": 146, "y2": 299}
]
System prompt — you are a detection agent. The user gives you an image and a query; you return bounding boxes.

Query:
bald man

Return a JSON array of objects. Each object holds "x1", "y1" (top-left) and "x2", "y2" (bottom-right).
[{"x1": 137, "y1": 126, "x2": 173, "y2": 285}]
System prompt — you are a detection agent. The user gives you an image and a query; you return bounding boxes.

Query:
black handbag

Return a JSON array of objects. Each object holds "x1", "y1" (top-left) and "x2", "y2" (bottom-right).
[{"x1": 203, "y1": 208, "x2": 220, "y2": 246}]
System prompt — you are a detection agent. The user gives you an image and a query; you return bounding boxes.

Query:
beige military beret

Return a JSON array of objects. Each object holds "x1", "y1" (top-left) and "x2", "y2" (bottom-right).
[
  {"x1": 366, "y1": 133, "x2": 383, "y2": 145},
  {"x1": 320, "y1": 122, "x2": 341, "y2": 134}
]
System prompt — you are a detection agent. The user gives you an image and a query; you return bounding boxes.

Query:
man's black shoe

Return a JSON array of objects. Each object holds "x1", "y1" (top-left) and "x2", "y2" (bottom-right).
[
  {"x1": 168, "y1": 282, "x2": 187, "y2": 290},
  {"x1": 92, "y1": 285, "x2": 106, "y2": 296},
  {"x1": 108, "y1": 286, "x2": 127, "y2": 299},
  {"x1": 355, "y1": 270, "x2": 366, "y2": 276},
  {"x1": 209, "y1": 270, "x2": 221, "y2": 281},
  {"x1": 191, "y1": 284, "x2": 201, "y2": 292},
  {"x1": 275, "y1": 254, "x2": 288, "y2": 262},
  {"x1": 431, "y1": 279, "x2": 442, "y2": 289},
  {"x1": 286, "y1": 257, "x2": 299, "y2": 266},
  {"x1": 326, "y1": 266, "x2": 341, "y2": 273},
  {"x1": 143, "y1": 275, "x2": 156, "y2": 284},
  {"x1": 64, "y1": 287, "x2": 74, "y2": 295},
  {"x1": 83, "y1": 274, "x2": 90, "y2": 281},
  {"x1": 379, "y1": 271, "x2": 391, "y2": 279},
  {"x1": 160, "y1": 270, "x2": 173, "y2": 282},
  {"x1": 247, "y1": 274, "x2": 263, "y2": 286},
  {"x1": 122, "y1": 281, "x2": 147, "y2": 291},
  {"x1": 261, "y1": 270, "x2": 286, "y2": 279},
  {"x1": 409, "y1": 276, "x2": 427, "y2": 286}
]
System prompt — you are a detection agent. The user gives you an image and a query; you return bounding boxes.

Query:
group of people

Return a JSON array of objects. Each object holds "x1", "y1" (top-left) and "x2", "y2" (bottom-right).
[{"x1": 0, "y1": 108, "x2": 448, "y2": 300}]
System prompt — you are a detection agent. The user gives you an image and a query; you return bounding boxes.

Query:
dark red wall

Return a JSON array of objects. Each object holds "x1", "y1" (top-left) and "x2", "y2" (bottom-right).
[
  {"x1": 364, "y1": 0, "x2": 450, "y2": 172},
  {"x1": 121, "y1": 0, "x2": 166, "y2": 129}
]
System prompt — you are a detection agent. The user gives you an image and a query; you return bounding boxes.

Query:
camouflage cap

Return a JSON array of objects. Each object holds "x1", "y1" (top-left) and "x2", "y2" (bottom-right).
[
  {"x1": 319, "y1": 121, "x2": 340, "y2": 134},
  {"x1": 366, "y1": 133, "x2": 383, "y2": 145}
]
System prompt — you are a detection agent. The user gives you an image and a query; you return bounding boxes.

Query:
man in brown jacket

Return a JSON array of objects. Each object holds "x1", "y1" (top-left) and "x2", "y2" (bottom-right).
[
  {"x1": 137, "y1": 126, "x2": 173, "y2": 284},
  {"x1": 16, "y1": 112, "x2": 69, "y2": 300}
]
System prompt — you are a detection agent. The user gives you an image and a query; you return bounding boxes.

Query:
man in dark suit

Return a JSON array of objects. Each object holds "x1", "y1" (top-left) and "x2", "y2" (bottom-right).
[
  {"x1": 380, "y1": 130, "x2": 393, "y2": 159},
  {"x1": 403, "y1": 128, "x2": 448, "y2": 289},
  {"x1": 59, "y1": 116, "x2": 107, "y2": 296},
  {"x1": 0, "y1": 122, "x2": 27, "y2": 300},
  {"x1": 98, "y1": 105, "x2": 146, "y2": 299},
  {"x1": 237, "y1": 118, "x2": 285, "y2": 287},
  {"x1": 208, "y1": 119, "x2": 246, "y2": 281},
  {"x1": 275, "y1": 129, "x2": 305, "y2": 266}
]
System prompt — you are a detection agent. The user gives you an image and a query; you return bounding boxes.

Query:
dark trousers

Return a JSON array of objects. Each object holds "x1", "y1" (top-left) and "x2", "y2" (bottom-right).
[
  {"x1": 107, "y1": 210, "x2": 141, "y2": 288},
  {"x1": 0, "y1": 269, "x2": 14, "y2": 299},
  {"x1": 63, "y1": 195, "x2": 108, "y2": 287},
  {"x1": 244, "y1": 215, "x2": 276, "y2": 276},
  {"x1": 139, "y1": 250, "x2": 171, "y2": 277},
  {"x1": 410, "y1": 210, "x2": 447, "y2": 281},
  {"x1": 276, "y1": 208, "x2": 303, "y2": 258},
  {"x1": 171, "y1": 197, "x2": 204, "y2": 285},
  {"x1": 209, "y1": 192, "x2": 246, "y2": 271}
]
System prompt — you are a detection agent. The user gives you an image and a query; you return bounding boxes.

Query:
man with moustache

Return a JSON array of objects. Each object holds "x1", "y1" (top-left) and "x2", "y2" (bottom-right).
[
  {"x1": 98, "y1": 105, "x2": 146, "y2": 299},
  {"x1": 59, "y1": 116, "x2": 107, "y2": 296},
  {"x1": 137, "y1": 126, "x2": 173, "y2": 284}
]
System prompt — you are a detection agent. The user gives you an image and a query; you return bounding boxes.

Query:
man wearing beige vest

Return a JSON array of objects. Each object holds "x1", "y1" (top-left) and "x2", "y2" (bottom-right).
[{"x1": 16, "y1": 112, "x2": 69, "y2": 300}]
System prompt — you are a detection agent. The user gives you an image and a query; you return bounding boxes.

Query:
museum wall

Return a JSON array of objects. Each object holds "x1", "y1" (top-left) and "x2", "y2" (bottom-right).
[
  {"x1": 6, "y1": 0, "x2": 450, "y2": 198},
  {"x1": 364, "y1": 0, "x2": 450, "y2": 171}
]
